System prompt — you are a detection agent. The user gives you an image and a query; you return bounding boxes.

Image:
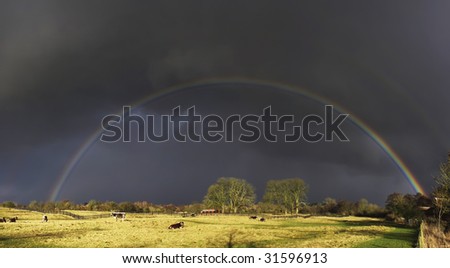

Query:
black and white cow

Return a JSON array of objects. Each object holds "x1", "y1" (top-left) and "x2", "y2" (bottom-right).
[
  {"x1": 111, "y1": 212, "x2": 126, "y2": 221},
  {"x1": 168, "y1": 222, "x2": 184, "y2": 229}
]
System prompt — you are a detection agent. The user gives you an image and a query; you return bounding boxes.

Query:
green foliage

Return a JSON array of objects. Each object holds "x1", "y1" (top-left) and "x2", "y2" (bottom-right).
[{"x1": 203, "y1": 177, "x2": 256, "y2": 213}]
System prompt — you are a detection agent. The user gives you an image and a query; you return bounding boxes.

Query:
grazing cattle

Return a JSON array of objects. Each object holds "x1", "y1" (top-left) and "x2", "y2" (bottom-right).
[
  {"x1": 168, "y1": 222, "x2": 184, "y2": 229},
  {"x1": 259, "y1": 217, "x2": 266, "y2": 222},
  {"x1": 249, "y1": 216, "x2": 258, "y2": 219},
  {"x1": 111, "y1": 212, "x2": 126, "y2": 221},
  {"x1": 0, "y1": 217, "x2": 6, "y2": 223},
  {"x1": 9, "y1": 217, "x2": 17, "y2": 223},
  {"x1": 42, "y1": 215, "x2": 48, "y2": 223}
]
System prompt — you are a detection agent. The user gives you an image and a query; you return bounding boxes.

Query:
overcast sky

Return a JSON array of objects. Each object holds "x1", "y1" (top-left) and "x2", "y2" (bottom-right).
[{"x1": 0, "y1": 0, "x2": 449, "y2": 205}]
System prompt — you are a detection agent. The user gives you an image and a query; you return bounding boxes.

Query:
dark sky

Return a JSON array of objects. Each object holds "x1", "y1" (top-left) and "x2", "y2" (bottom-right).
[{"x1": 1, "y1": 0, "x2": 449, "y2": 205}]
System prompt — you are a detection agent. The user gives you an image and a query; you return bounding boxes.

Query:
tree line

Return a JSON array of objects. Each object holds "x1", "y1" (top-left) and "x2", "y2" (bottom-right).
[
  {"x1": 2, "y1": 153, "x2": 449, "y2": 231},
  {"x1": 2, "y1": 177, "x2": 378, "y2": 216}
]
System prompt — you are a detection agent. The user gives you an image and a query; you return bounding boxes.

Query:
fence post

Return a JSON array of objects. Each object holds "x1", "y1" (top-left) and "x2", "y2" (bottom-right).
[{"x1": 417, "y1": 221, "x2": 425, "y2": 248}]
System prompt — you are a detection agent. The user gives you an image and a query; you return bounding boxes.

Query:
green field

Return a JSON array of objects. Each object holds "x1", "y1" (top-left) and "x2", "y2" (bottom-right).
[{"x1": 0, "y1": 208, "x2": 417, "y2": 248}]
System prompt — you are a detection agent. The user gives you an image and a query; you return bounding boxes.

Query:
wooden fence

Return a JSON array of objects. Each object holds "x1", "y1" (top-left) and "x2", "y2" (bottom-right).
[
  {"x1": 417, "y1": 221, "x2": 425, "y2": 248},
  {"x1": 58, "y1": 210, "x2": 111, "y2": 220},
  {"x1": 22, "y1": 208, "x2": 111, "y2": 220}
]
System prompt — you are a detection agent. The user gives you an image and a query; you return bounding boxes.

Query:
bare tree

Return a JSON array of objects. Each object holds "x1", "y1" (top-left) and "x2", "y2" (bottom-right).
[
  {"x1": 263, "y1": 180, "x2": 287, "y2": 213},
  {"x1": 204, "y1": 177, "x2": 255, "y2": 213},
  {"x1": 263, "y1": 178, "x2": 308, "y2": 214},
  {"x1": 228, "y1": 178, "x2": 255, "y2": 213},
  {"x1": 204, "y1": 179, "x2": 228, "y2": 213},
  {"x1": 288, "y1": 179, "x2": 308, "y2": 214},
  {"x1": 433, "y1": 153, "x2": 450, "y2": 230}
]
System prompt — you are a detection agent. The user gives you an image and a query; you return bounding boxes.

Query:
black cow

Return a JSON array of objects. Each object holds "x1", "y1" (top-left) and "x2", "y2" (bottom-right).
[
  {"x1": 9, "y1": 217, "x2": 17, "y2": 223},
  {"x1": 168, "y1": 222, "x2": 184, "y2": 229},
  {"x1": 249, "y1": 216, "x2": 258, "y2": 219},
  {"x1": 0, "y1": 217, "x2": 6, "y2": 223},
  {"x1": 260, "y1": 217, "x2": 266, "y2": 222}
]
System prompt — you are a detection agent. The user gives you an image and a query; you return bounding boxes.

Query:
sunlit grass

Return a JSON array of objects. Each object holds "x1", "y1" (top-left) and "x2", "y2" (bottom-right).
[
  {"x1": 64, "y1": 210, "x2": 110, "y2": 216},
  {"x1": 0, "y1": 208, "x2": 417, "y2": 248}
]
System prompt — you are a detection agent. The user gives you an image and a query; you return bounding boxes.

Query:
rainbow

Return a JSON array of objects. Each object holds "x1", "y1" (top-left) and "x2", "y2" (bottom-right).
[{"x1": 48, "y1": 78, "x2": 427, "y2": 201}]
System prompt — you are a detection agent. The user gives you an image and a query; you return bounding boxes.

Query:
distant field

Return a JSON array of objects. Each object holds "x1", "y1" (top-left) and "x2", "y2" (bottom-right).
[{"x1": 0, "y1": 208, "x2": 417, "y2": 248}]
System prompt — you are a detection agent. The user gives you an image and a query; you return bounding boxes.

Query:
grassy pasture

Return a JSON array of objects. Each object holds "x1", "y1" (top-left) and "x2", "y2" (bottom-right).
[{"x1": 0, "y1": 208, "x2": 417, "y2": 248}]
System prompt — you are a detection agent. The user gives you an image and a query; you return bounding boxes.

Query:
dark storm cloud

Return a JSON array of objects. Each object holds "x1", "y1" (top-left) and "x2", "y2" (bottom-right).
[
  {"x1": 57, "y1": 87, "x2": 437, "y2": 205},
  {"x1": 0, "y1": 0, "x2": 449, "y2": 204}
]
